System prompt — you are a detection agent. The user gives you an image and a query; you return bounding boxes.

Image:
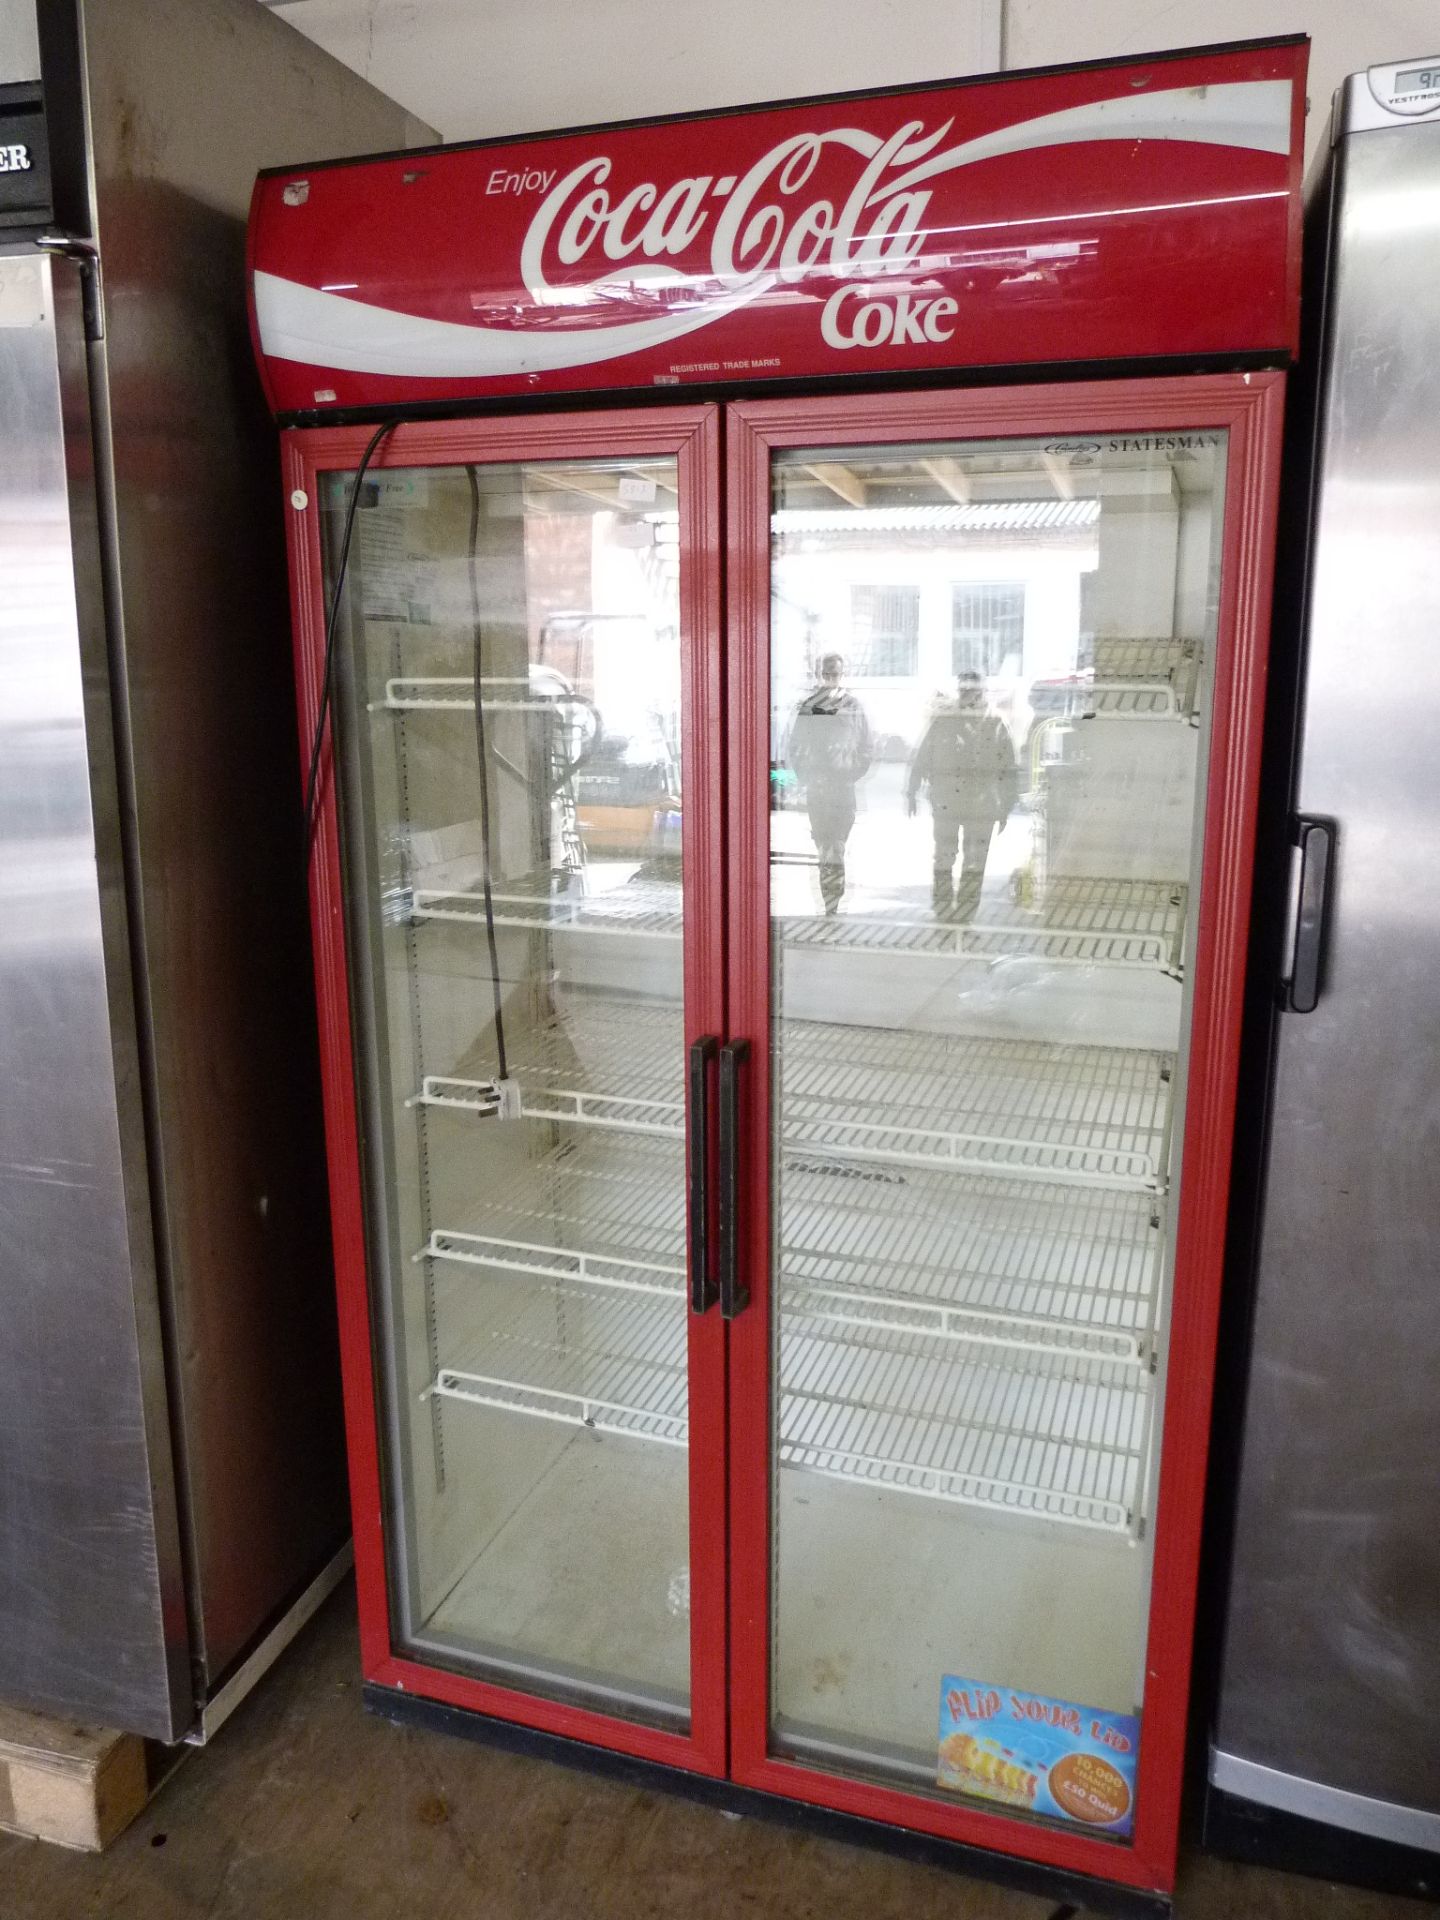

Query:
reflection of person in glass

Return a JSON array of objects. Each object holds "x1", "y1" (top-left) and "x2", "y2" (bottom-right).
[
  {"x1": 787, "y1": 653, "x2": 874, "y2": 917},
  {"x1": 907, "y1": 672, "x2": 1019, "y2": 921}
]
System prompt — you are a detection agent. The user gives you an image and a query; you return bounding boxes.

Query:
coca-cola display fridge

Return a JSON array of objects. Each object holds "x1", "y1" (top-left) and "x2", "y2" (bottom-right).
[{"x1": 248, "y1": 37, "x2": 1305, "y2": 1911}]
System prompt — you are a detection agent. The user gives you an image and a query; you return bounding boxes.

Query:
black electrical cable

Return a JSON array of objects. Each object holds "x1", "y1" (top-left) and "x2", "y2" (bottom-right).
[
  {"x1": 465, "y1": 465, "x2": 509, "y2": 1084},
  {"x1": 302, "y1": 420, "x2": 397, "y2": 852}
]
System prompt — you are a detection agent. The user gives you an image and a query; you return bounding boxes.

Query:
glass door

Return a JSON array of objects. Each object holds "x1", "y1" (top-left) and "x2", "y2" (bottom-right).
[
  {"x1": 724, "y1": 380, "x2": 1283, "y2": 1883},
  {"x1": 294, "y1": 408, "x2": 726, "y2": 1767}
]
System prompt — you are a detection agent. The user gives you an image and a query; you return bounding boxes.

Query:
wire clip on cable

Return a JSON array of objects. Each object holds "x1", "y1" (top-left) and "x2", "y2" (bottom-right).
[
  {"x1": 465, "y1": 1078, "x2": 523, "y2": 1119},
  {"x1": 494, "y1": 1077, "x2": 522, "y2": 1120},
  {"x1": 465, "y1": 1082, "x2": 500, "y2": 1118},
  {"x1": 462, "y1": 1078, "x2": 520, "y2": 1119}
]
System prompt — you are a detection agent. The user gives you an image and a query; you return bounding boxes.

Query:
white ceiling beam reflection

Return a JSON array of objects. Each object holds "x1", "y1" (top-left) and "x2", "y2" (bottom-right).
[
  {"x1": 1040, "y1": 452, "x2": 1076, "y2": 500},
  {"x1": 919, "y1": 457, "x2": 972, "y2": 506},
  {"x1": 803, "y1": 462, "x2": 868, "y2": 509},
  {"x1": 522, "y1": 467, "x2": 627, "y2": 513},
  {"x1": 620, "y1": 464, "x2": 678, "y2": 496}
]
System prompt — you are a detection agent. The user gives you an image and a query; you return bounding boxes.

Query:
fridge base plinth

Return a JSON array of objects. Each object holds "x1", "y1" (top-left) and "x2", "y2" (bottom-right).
[
  {"x1": 361, "y1": 1680, "x2": 1171, "y2": 1918},
  {"x1": 1202, "y1": 1778, "x2": 1440, "y2": 1905}
]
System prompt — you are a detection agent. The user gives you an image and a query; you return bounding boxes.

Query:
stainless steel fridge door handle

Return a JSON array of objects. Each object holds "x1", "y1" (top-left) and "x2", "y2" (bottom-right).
[
  {"x1": 718, "y1": 1039, "x2": 751, "y2": 1321},
  {"x1": 688, "y1": 1036, "x2": 719, "y2": 1314},
  {"x1": 1286, "y1": 816, "x2": 1337, "y2": 1014},
  {"x1": 34, "y1": 234, "x2": 105, "y2": 341}
]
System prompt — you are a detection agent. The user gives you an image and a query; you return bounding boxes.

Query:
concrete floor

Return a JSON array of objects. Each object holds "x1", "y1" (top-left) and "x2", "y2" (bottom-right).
[{"x1": 2, "y1": 1583, "x2": 1422, "y2": 1920}]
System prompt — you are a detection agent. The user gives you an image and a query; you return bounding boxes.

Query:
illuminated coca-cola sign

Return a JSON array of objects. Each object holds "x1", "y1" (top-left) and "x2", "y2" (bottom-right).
[{"x1": 248, "y1": 39, "x2": 1305, "y2": 417}]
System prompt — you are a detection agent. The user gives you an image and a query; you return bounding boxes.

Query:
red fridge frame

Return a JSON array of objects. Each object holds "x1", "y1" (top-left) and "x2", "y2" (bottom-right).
[
  {"x1": 724, "y1": 373, "x2": 1286, "y2": 1894},
  {"x1": 279, "y1": 371, "x2": 1284, "y2": 1901},
  {"x1": 279, "y1": 403, "x2": 730, "y2": 1779}
]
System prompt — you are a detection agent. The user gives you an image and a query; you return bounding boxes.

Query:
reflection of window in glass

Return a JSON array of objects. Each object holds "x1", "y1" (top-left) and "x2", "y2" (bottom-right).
[
  {"x1": 951, "y1": 581, "x2": 1025, "y2": 676},
  {"x1": 849, "y1": 584, "x2": 920, "y2": 676}
]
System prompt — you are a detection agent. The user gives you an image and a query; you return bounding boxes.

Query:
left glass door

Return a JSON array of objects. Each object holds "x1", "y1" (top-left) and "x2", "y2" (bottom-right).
[{"x1": 299, "y1": 411, "x2": 724, "y2": 1756}]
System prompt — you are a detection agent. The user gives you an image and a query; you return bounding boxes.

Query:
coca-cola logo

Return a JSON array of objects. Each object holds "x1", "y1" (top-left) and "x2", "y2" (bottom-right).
[{"x1": 519, "y1": 120, "x2": 951, "y2": 311}]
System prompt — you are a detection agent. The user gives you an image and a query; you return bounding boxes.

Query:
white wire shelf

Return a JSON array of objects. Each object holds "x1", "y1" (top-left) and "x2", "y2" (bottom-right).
[
  {"x1": 415, "y1": 1134, "x2": 1162, "y2": 1366},
  {"x1": 784, "y1": 883, "x2": 1185, "y2": 973},
  {"x1": 415, "y1": 999, "x2": 1174, "y2": 1192},
  {"x1": 780, "y1": 1314, "x2": 1148, "y2": 1535},
  {"x1": 1092, "y1": 637, "x2": 1197, "y2": 677},
  {"x1": 1083, "y1": 683, "x2": 1184, "y2": 720},
  {"x1": 412, "y1": 1072, "x2": 680, "y2": 1138},
  {"x1": 779, "y1": 1162, "x2": 1161, "y2": 1365},
  {"x1": 781, "y1": 1020, "x2": 1171, "y2": 1192},
  {"x1": 431, "y1": 1285, "x2": 689, "y2": 1446},
  {"x1": 408, "y1": 874, "x2": 1185, "y2": 974},
  {"x1": 374, "y1": 675, "x2": 592, "y2": 715},
  {"x1": 414, "y1": 886, "x2": 684, "y2": 942},
  {"x1": 415, "y1": 1227, "x2": 682, "y2": 1299},
  {"x1": 1033, "y1": 638, "x2": 1202, "y2": 723},
  {"x1": 427, "y1": 1281, "x2": 1148, "y2": 1536},
  {"x1": 1094, "y1": 636, "x2": 1201, "y2": 710}
]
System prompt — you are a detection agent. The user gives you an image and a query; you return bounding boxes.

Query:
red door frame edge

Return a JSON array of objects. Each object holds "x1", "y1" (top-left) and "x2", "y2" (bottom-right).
[
  {"x1": 280, "y1": 404, "x2": 728, "y2": 1778},
  {"x1": 723, "y1": 373, "x2": 1286, "y2": 1893}
]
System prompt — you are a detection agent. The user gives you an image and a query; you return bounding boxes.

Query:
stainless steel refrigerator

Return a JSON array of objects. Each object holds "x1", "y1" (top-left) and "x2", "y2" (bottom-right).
[
  {"x1": 1205, "y1": 55, "x2": 1440, "y2": 1896},
  {"x1": 0, "y1": 0, "x2": 429, "y2": 1743}
]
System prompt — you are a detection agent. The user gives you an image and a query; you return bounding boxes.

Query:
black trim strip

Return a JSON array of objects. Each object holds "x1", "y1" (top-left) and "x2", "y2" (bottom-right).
[
  {"x1": 362, "y1": 1682, "x2": 1171, "y2": 1918},
  {"x1": 1202, "y1": 1780, "x2": 1440, "y2": 1904},
  {"x1": 272, "y1": 350, "x2": 1290, "y2": 435}
]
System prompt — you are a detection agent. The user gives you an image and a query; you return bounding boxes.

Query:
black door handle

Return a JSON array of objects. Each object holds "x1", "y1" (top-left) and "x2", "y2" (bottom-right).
[
  {"x1": 688, "y1": 1037, "x2": 718, "y2": 1313},
  {"x1": 1286, "y1": 815, "x2": 1337, "y2": 1014},
  {"x1": 719, "y1": 1039, "x2": 751, "y2": 1320}
]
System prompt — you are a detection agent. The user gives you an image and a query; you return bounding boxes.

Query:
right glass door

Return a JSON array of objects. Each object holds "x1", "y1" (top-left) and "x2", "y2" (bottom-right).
[{"x1": 726, "y1": 383, "x2": 1279, "y2": 1874}]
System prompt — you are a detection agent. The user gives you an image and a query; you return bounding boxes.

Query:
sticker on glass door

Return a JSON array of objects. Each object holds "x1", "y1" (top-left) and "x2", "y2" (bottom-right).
[{"x1": 938, "y1": 1677, "x2": 1138, "y2": 1836}]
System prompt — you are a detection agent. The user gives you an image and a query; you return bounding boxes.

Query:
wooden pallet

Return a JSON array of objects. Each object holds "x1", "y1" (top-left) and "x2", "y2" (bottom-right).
[{"x1": 0, "y1": 1705, "x2": 147, "y2": 1851}]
